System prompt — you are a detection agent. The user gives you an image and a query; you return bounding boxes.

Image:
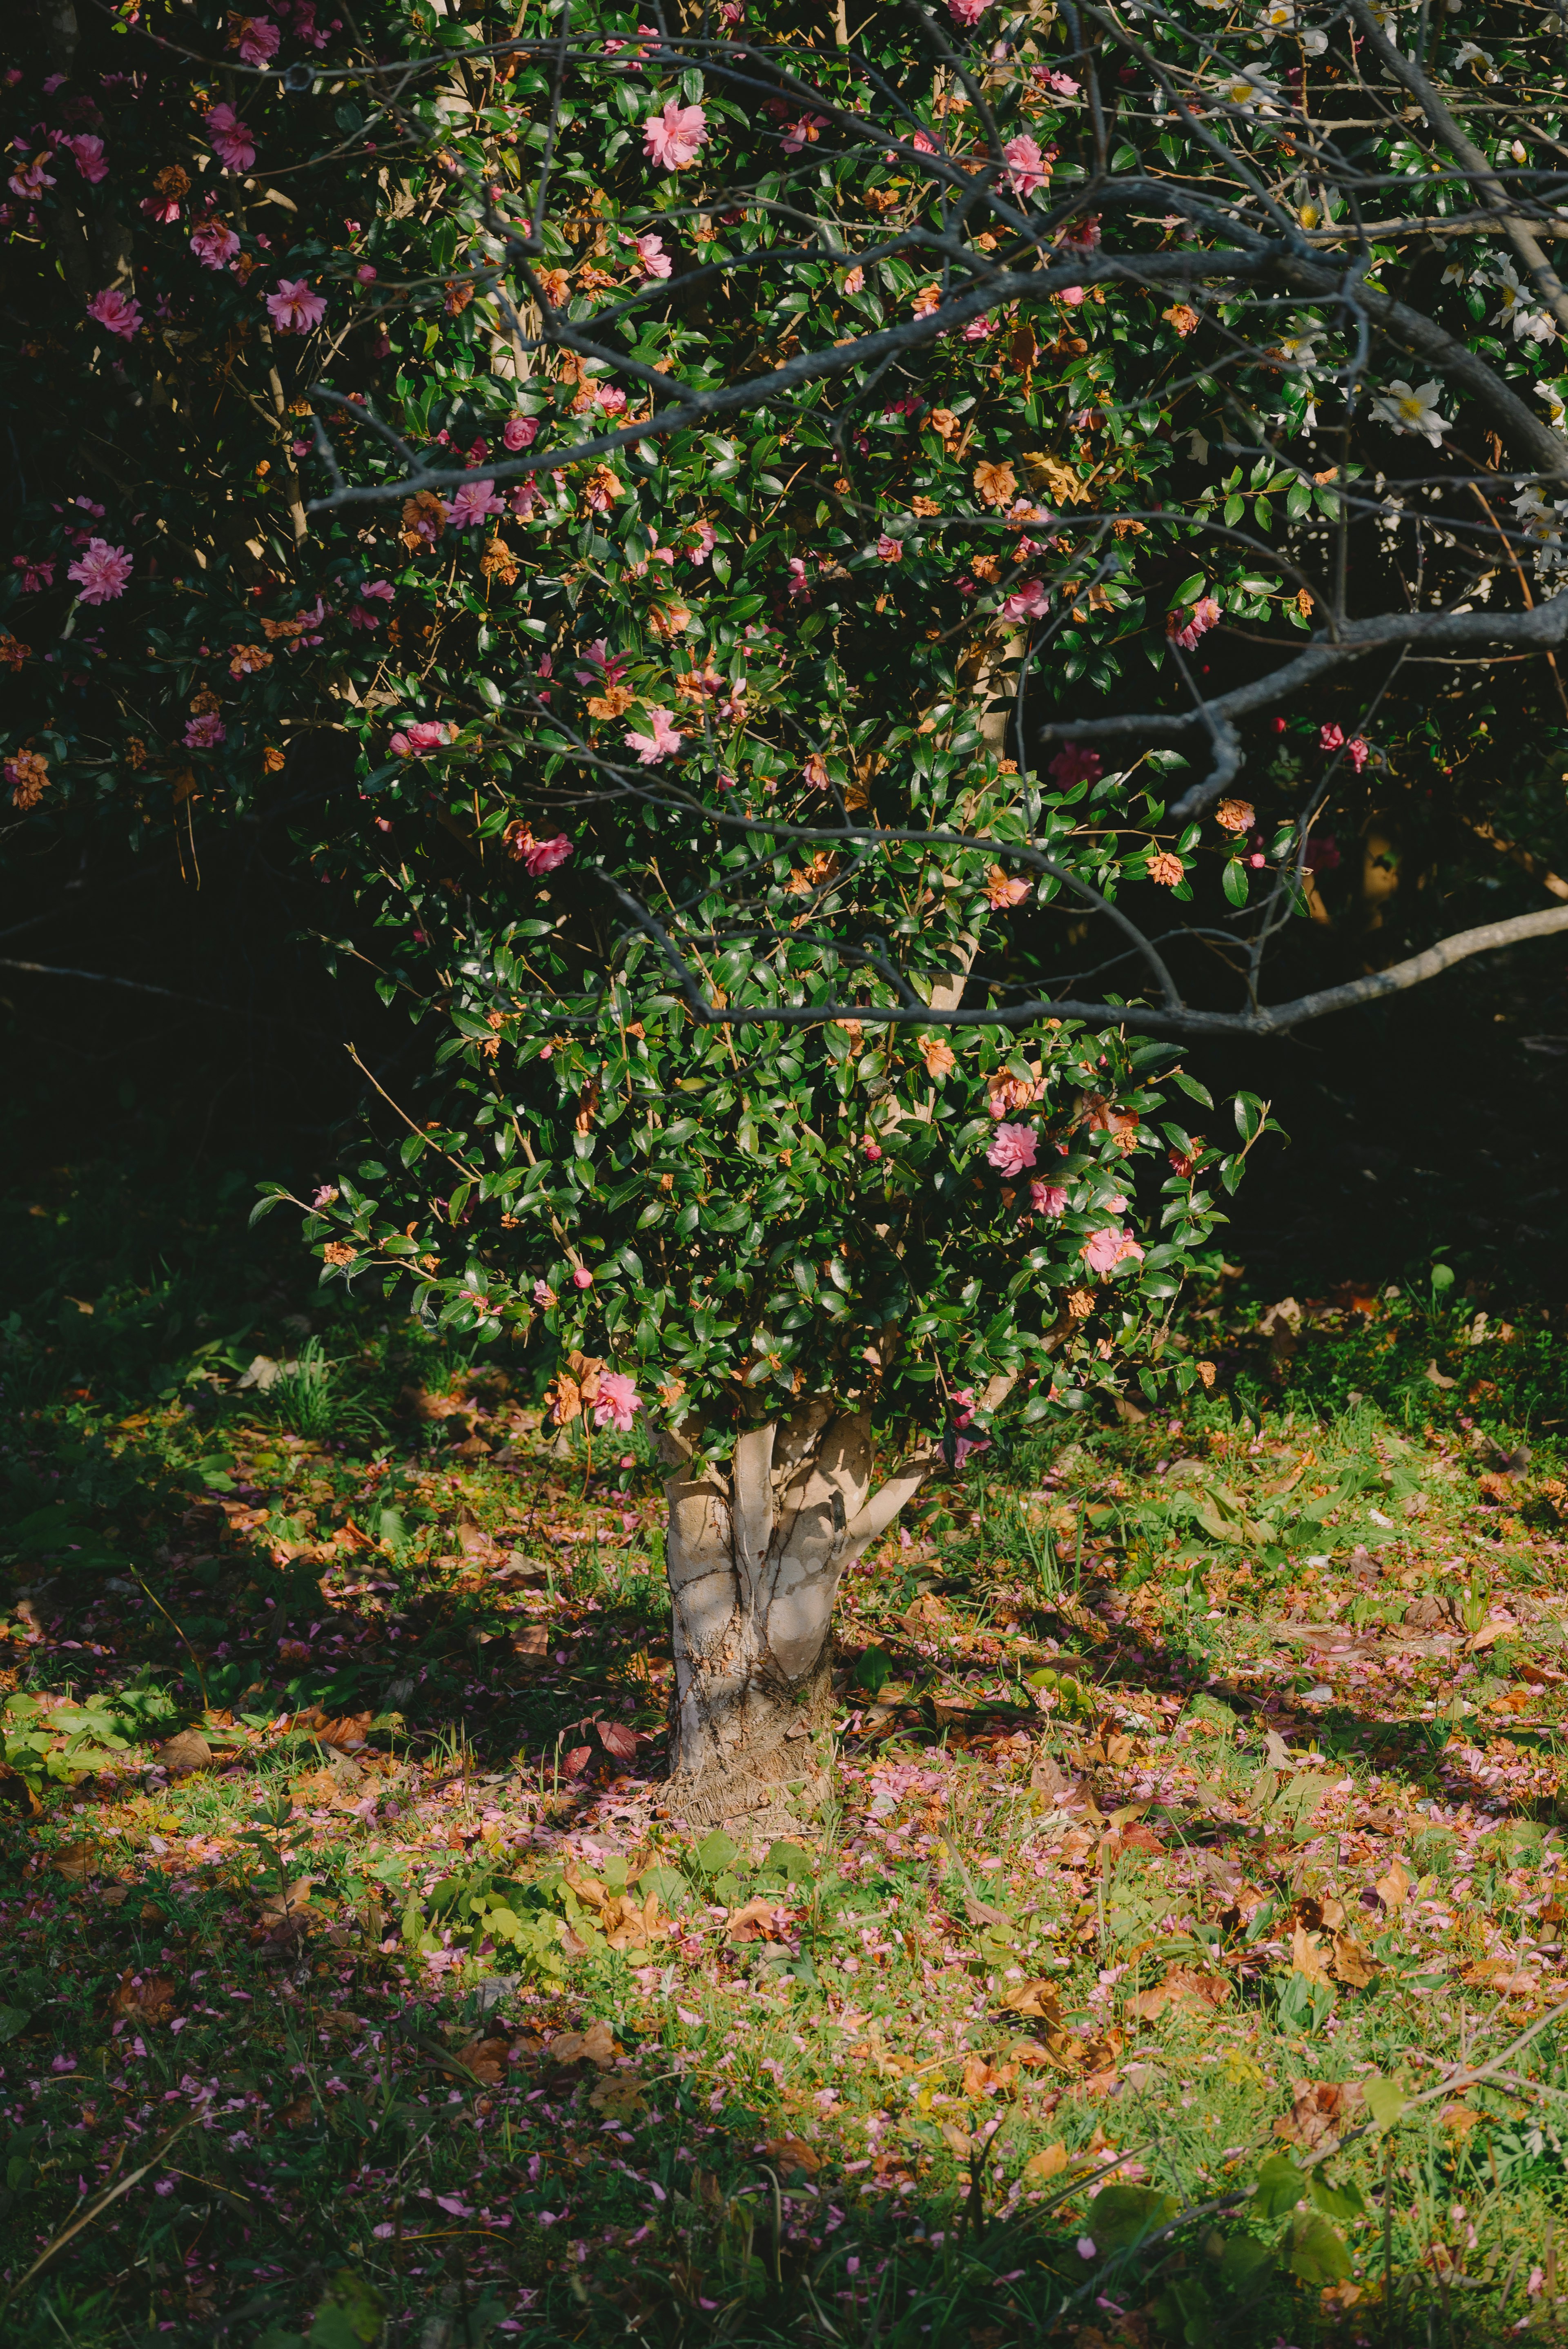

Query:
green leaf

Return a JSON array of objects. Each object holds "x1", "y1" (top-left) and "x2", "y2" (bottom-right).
[
  {"x1": 1252, "y1": 2153, "x2": 1307, "y2": 2223},
  {"x1": 0, "y1": 2006, "x2": 30, "y2": 2043},
  {"x1": 693, "y1": 1829, "x2": 738, "y2": 1875},
  {"x1": 760, "y1": 1840, "x2": 815, "y2": 1886},
  {"x1": 1090, "y1": 2184, "x2": 1179, "y2": 2249},
  {"x1": 1281, "y1": 2208, "x2": 1351, "y2": 2286},
  {"x1": 1361, "y1": 2073, "x2": 1409, "y2": 2130},
  {"x1": 1221, "y1": 857, "x2": 1249, "y2": 908}
]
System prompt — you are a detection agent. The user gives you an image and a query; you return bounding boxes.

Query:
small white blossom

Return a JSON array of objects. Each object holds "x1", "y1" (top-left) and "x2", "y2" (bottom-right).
[
  {"x1": 1213, "y1": 64, "x2": 1281, "y2": 112},
  {"x1": 1536, "y1": 378, "x2": 1567, "y2": 432},
  {"x1": 1371, "y1": 379, "x2": 1452, "y2": 445},
  {"x1": 1453, "y1": 39, "x2": 1499, "y2": 80}
]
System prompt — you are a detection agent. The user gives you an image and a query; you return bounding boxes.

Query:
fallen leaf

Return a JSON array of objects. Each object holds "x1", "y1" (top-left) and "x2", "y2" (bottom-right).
[
  {"x1": 597, "y1": 1718, "x2": 640, "y2": 1763},
  {"x1": 1426, "y1": 1360, "x2": 1458, "y2": 1391},
  {"x1": 51, "y1": 1840, "x2": 100, "y2": 1881},
  {"x1": 456, "y1": 2035, "x2": 512, "y2": 2085},
  {"x1": 760, "y1": 2135, "x2": 821, "y2": 2174},
  {"x1": 997, "y1": 1977, "x2": 1060, "y2": 2019},
  {"x1": 726, "y1": 1896, "x2": 785, "y2": 1944},
  {"x1": 154, "y1": 1728, "x2": 214, "y2": 1777},
  {"x1": 1461, "y1": 1959, "x2": 1539, "y2": 1995},
  {"x1": 1331, "y1": 1933, "x2": 1379, "y2": 1988},
  {"x1": 1023, "y1": 2141, "x2": 1071, "y2": 2181},
  {"x1": 1376, "y1": 1859, "x2": 1412, "y2": 1912},
  {"x1": 511, "y1": 1625, "x2": 551, "y2": 1659},
  {"x1": 1291, "y1": 1924, "x2": 1332, "y2": 1985},
  {"x1": 1274, "y1": 2078, "x2": 1362, "y2": 2151},
  {"x1": 108, "y1": 1970, "x2": 179, "y2": 2028},
  {"x1": 549, "y1": 2019, "x2": 618, "y2": 2068},
  {"x1": 589, "y1": 2073, "x2": 647, "y2": 2121}
]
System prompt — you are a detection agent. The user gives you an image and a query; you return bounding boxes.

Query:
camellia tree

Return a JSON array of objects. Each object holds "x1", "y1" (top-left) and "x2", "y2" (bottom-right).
[{"x1": 7, "y1": 0, "x2": 1568, "y2": 1818}]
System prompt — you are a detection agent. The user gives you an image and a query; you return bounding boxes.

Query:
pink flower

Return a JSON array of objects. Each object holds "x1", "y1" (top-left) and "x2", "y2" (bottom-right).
[
  {"x1": 782, "y1": 114, "x2": 828, "y2": 154},
  {"x1": 190, "y1": 219, "x2": 241, "y2": 269},
  {"x1": 66, "y1": 538, "x2": 133, "y2": 604},
  {"x1": 1058, "y1": 285, "x2": 1087, "y2": 309},
  {"x1": 1002, "y1": 134, "x2": 1049, "y2": 200},
  {"x1": 503, "y1": 414, "x2": 539, "y2": 452},
  {"x1": 635, "y1": 232, "x2": 672, "y2": 279},
  {"x1": 843, "y1": 265, "x2": 864, "y2": 294},
  {"x1": 521, "y1": 832, "x2": 572, "y2": 876},
  {"x1": 576, "y1": 638, "x2": 629, "y2": 685},
  {"x1": 266, "y1": 278, "x2": 327, "y2": 333},
  {"x1": 390, "y1": 720, "x2": 453, "y2": 757},
  {"x1": 1030, "y1": 1179, "x2": 1069, "y2": 1217},
  {"x1": 86, "y1": 286, "x2": 142, "y2": 340},
  {"x1": 947, "y1": 0, "x2": 989, "y2": 22},
  {"x1": 1002, "y1": 579, "x2": 1049, "y2": 622},
  {"x1": 643, "y1": 100, "x2": 708, "y2": 171},
  {"x1": 1082, "y1": 1226, "x2": 1144, "y2": 1274},
  {"x1": 625, "y1": 707, "x2": 684, "y2": 764},
  {"x1": 787, "y1": 556, "x2": 810, "y2": 600},
  {"x1": 508, "y1": 480, "x2": 544, "y2": 520},
  {"x1": 593, "y1": 1370, "x2": 641, "y2": 1432},
  {"x1": 1319, "y1": 722, "x2": 1343, "y2": 750},
  {"x1": 13, "y1": 556, "x2": 55, "y2": 592},
  {"x1": 987, "y1": 1123, "x2": 1038, "y2": 1177},
  {"x1": 571, "y1": 1266, "x2": 594, "y2": 1289},
  {"x1": 446, "y1": 479, "x2": 504, "y2": 528},
  {"x1": 686, "y1": 522, "x2": 717, "y2": 565},
  {"x1": 64, "y1": 134, "x2": 108, "y2": 184},
  {"x1": 1169, "y1": 594, "x2": 1221, "y2": 651},
  {"x1": 8, "y1": 155, "x2": 56, "y2": 202},
  {"x1": 205, "y1": 103, "x2": 256, "y2": 172},
  {"x1": 230, "y1": 13, "x2": 281, "y2": 65},
  {"x1": 1048, "y1": 745, "x2": 1101, "y2": 789},
  {"x1": 1345, "y1": 736, "x2": 1370, "y2": 772},
  {"x1": 1044, "y1": 70, "x2": 1081, "y2": 96},
  {"x1": 355, "y1": 262, "x2": 377, "y2": 283},
  {"x1": 349, "y1": 579, "x2": 394, "y2": 628},
  {"x1": 862, "y1": 1135, "x2": 883, "y2": 1161},
  {"x1": 532, "y1": 1279, "x2": 557, "y2": 1308},
  {"x1": 184, "y1": 712, "x2": 226, "y2": 748},
  {"x1": 875, "y1": 534, "x2": 904, "y2": 563}
]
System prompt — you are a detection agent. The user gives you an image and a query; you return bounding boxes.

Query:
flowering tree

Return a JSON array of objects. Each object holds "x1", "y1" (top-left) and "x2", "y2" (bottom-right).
[{"x1": 7, "y1": 0, "x2": 1568, "y2": 1817}]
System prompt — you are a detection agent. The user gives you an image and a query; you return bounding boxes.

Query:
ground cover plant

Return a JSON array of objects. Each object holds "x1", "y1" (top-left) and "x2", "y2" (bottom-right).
[{"x1": 4, "y1": 1169, "x2": 1568, "y2": 2346}]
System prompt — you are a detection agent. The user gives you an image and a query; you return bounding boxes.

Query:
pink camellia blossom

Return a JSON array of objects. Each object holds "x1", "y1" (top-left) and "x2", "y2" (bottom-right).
[
  {"x1": 949, "y1": 1387, "x2": 991, "y2": 1467},
  {"x1": 686, "y1": 521, "x2": 717, "y2": 565},
  {"x1": 947, "y1": 0, "x2": 989, "y2": 23},
  {"x1": 266, "y1": 277, "x2": 327, "y2": 333},
  {"x1": 1003, "y1": 579, "x2": 1049, "y2": 623},
  {"x1": 960, "y1": 314, "x2": 994, "y2": 343},
  {"x1": 782, "y1": 114, "x2": 828, "y2": 154},
  {"x1": 875, "y1": 534, "x2": 904, "y2": 563},
  {"x1": 446, "y1": 479, "x2": 504, "y2": 529},
  {"x1": 1058, "y1": 285, "x2": 1087, "y2": 309},
  {"x1": 625, "y1": 706, "x2": 684, "y2": 764},
  {"x1": 635, "y1": 231, "x2": 672, "y2": 279},
  {"x1": 1049, "y1": 744, "x2": 1102, "y2": 789},
  {"x1": 1030, "y1": 1178, "x2": 1069, "y2": 1217},
  {"x1": 1169, "y1": 593, "x2": 1221, "y2": 650},
  {"x1": 643, "y1": 99, "x2": 709, "y2": 170},
  {"x1": 1003, "y1": 134, "x2": 1049, "y2": 200},
  {"x1": 355, "y1": 261, "x2": 377, "y2": 284},
  {"x1": 184, "y1": 712, "x2": 226, "y2": 748},
  {"x1": 1345, "y1": 735, "x2": 1370, "y2": 772},
  {"x1": 230, "y1": 14, "x2": 282, "y2": 65},
  {"x1": 205, "y1": 103, "x2": 256, "y2": 172},
  {"x1": 862, "y1": 1135, "x2": 883, "y2": 1161},
  {"x1": 843, "y1": 265, "x2": 864, "y2": 294},
  {"x1": 348, "y1": 578, "x2": 394, "y2": 628},
  {"x1": 1043, "y1": 69, "x2": 1081, "y2": 96},
  {"x1": 86, "y1": 286, "x2": 142, "y2": 340},
  {"x1": 190, "y1": 218, "x2": 241, "y2": 269},
  {"x1": 987, "y1": 1123, "x2": 1038, "y2": 1177},
  {"x1": 1082, "y1": 1226, "x2": 1144, "y2": 1274},
  {"x1": 1319, "y1": 721, "x2": 1343, "y2": 749},
  {"x1": 66, "y1": 538, "x2": 133, "y2": 604},
  {"x1": 984, "y1": 867, "x2": 1031, "y2": 909},
  {"x1": 508, "y1": 479, "x2": 544, "y2": 520},
  {"x1": 575, "y1": 637, "x2": 630, "y2": 686},
  {"x1": 520, "y1": 831, "x2": 573, "y2": 876},
  {"x1": 64, "y1": 134, "x2": 109, "y2": 184},
  {"x1": 9, "y1": 154, "x2": 56, "y2": 202},
  {"x1": 593, "y1": 1369, "x2": 641, "y2": 1432},
  {"x1": 532, "y1": 1279, "x2": 557, "y2": 1308},
  {"x1": 787, "y1": 556, "x2": 810, "y2": 600},
  {"x1": 571, "y1": 1265, "x2": 594, "y2": 1289},
  {"x1": 502, "y1": 413, "x2": 539, "y2": 451},
  {"x1": 14, "y1": 556, "x2": 56, "y2": 592},
  {"x1": 389, "y1": 720, "x2": 453, "y2": 757}
]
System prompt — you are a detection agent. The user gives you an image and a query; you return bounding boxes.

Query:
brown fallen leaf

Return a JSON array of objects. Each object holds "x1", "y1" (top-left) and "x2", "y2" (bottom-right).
[
  {"x1": 456, "y1": 2036, "x2": 512, "y2": 2086},
  {"x1": 563, "y1": 1859, "x2": 608, "y2": 1910},
  {"x1": 1331, "y1": 1932, "x2": 1379, "y2": 1988},
  {"x1": 550, "y1": 2019, "x2": 618, "y2": 2068},
  {"x1": 1022, "y1": 2141, "x2": 1071, "y2": 2182},
  {"x1": 512, "y1": 1624, "x2": 551, "y2": 1660},
  {"x1": 1291, "y1": 1924, "x2": 1333, "y2": 1985},
  {"x1": 154, "y1": 1728, "x2": 214, "y2": 1778},
  {"x1": 997, "y1": 1977, "x2": 1060, "y2": 2019},
  {"x1": 108, "y1": 1969, "x2": 179, "y2": 2028},
  {"x1": 1274, "y1": 2078, "x2": 1363, "y2": 2152},
  {"x1": 760, "y1": 2134, "x2": 821, "y2": 2175},
  {"x1": 1461, "y1": 1959, "x2": 1539, "y2": 1996},
  {"x1": 51, "y1": 1840, "x2": 100, "y2": 1881},
  {"x1": 1376, "y1": 1859, "x2": 1412, "y2": 1912},
  {"x1": 275, "y1": 2093, "x2": 315, "y2": 2129},
  {"x1": 726, "y1": 1896, "x2": 786, "y2": 1943}
]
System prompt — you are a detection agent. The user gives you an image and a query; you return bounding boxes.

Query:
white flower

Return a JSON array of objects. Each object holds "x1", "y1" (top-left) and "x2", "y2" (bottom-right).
[
  {"x1": 1272, "y1": 317, "x2": 1321, "y2": 368},
  {"x1": 1371, "y1": 378, "x2": 1452, "y2": 444},
  {"x1": 1494, "y1": 260, "x2": 1558, "y2": 343},
  {"x1": 1453, "y1": 39, "x2": 1499, "y2": 79},
  {"x1": 1536, "y1": 378, "x2": 1568, "y2": 432},
  {"x1": 1255, "y1": 1, "x2": 1326, "y2": 41},
  {"x1": 1213, "y1": 64, "x2": 1281, "y2": 112},
  {"x1": 1440, "y1": 255, "x2": 1468, "y2": 284}
]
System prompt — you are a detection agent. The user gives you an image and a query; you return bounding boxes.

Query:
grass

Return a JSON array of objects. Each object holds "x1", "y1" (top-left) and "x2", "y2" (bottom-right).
[{"x1": 3, "y1": 1166, "x2": 1568, "y2": 2346}]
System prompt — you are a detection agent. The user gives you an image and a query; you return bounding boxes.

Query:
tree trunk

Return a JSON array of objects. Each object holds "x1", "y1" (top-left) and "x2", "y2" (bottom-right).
[{"x1": 655, "y1": 1403, "x2": 935, "y2": 1829}]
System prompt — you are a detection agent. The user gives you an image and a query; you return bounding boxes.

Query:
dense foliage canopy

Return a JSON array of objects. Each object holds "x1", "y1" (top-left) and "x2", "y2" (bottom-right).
[{"x1": 6, "y1": 0, "x2": 1568, "y2": 1453}]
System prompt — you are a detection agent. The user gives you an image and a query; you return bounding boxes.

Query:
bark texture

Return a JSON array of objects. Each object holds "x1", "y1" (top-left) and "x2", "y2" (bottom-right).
[{"x1": 657, "y1": 1404, "x2": 939, "y2": 1827}]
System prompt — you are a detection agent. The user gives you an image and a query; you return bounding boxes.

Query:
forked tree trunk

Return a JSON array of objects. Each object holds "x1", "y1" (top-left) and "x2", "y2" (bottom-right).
[{"x1": 655, "y1": 1402, "x2": 935, "y2": 1828}]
